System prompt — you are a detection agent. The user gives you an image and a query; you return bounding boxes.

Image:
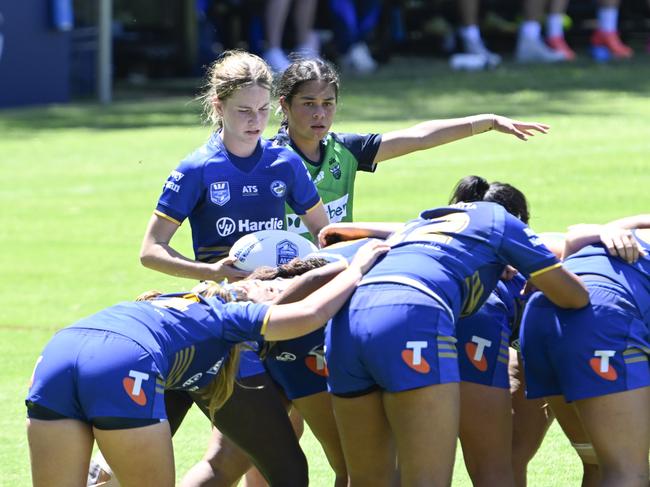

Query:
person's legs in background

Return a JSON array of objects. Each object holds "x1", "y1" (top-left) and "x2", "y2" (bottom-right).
[{"x1": 516, "y1": 0, "x2": 566, "y2": 63}]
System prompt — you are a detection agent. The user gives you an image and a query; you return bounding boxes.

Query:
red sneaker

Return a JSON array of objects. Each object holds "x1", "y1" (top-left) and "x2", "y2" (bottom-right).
[
  {"x1": 547, "y1": 36, "x2": 577, "y2": 61},
  {"x1": 591, "y1": 30, "x2": 633, "y2": 58}
]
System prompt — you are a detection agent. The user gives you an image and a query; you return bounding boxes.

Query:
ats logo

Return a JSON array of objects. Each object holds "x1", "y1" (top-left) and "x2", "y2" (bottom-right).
[
  {"x1": 305, "y1": 346, "x2": 328, "y2": 376},
  {"x1": 123, "y1": 370, "x2": 150, "y2": 406},
  {"x1": 401, "y1": 341, "x2": 430, "y2": 374},
  {"x1": 465, "y1": 336, "x2": 491, "y2": 372},
  {"x1": 590, "y1": 350, "x2": 617, "y2": 381}
]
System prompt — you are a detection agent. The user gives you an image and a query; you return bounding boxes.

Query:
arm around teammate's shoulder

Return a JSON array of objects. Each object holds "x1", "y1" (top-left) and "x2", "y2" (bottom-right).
[
  {"x1": 528, "y1": 266, "x2": 589, "y2": 309},
  {"x1": 262, "y1": 240, "x2": 390, "y2": 341}
]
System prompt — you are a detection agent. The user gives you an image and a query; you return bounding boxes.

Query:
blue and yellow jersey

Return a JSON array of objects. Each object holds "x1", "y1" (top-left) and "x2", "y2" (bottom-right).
[
  {"x1": 155, "y1": 132, "x2": 321, "y2": 262},
  {"x1": 273, "y1": 128, "x2": 381, "y2": 238},
  {"x1": 564, "y1": 228, "x2": 650, "y2": 320},
  {"x1": 363, "y1": 202, "x2": 559, "y2": 320},
  {"x1": 67, "y1": 294, "x2": 270, "y2": 392}
]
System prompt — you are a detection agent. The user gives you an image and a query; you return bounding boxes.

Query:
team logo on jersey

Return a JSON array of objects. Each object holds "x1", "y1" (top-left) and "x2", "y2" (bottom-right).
[
  {"x1": 207, "y1": 358, "x2": 225, "y2": 375},
  {"x1": 216, "y1": 217, "x2": 237, "y2": 236},
  {"x1": 242, "y1": 185, "x2": 258, "y2": 197},
  {"x1": 182, "y1": 372, "x2": 203, "y2": 388},
  {"x1": 270, "y1": 180, "x2": 287, "y2": 198},
  {"x1": 123, "y1": 370, "x2": 150, "y2": 406},
  {"x1": 590, "y1": 350, "x2": 618, "y2": 381},
  {"x1": 328, "y1": 160, "x2": 341, "y2": 180},
  {"x1": 210, "y1": 182, "x2": 230, "y2": 206},
  {"x1": 305, "y1": 346, "x2": 328, "y2": 376},
  {"x1": 275, "y1": 352, "x2": 297, "y2": 362},
  {"x1": 465, "y1": 336, "x2": 491, "y2": 372},
  {"x1": 401, "y1": 341, "x2": 430, "y2": 374},
  {"x1": 276, "y1": 239, "x2": 299, "y2": 265}
]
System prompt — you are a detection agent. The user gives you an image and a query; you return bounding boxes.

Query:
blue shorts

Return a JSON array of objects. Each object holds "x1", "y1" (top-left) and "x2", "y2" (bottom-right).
[
  {"x1": 237, "y1": 347, "x2": 266, "y2": 379},
  {"x1": 264, "y1": 329, "x2": 328, "y2": 400},
  {"x1": 26, "y1": 328, "x2": 167, "y2": 423},
  {"x1": 326, "y1": 283, "x2": 459, "y2": 396},
  {"x1": 456, "y1": 301, "x2": 511, "y2": 389},
  {"x1": 520, "y1": 282, "x2": 650, "y2": 402}
]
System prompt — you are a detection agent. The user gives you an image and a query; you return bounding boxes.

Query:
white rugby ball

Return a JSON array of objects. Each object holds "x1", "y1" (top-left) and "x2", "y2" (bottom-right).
[{"x1": 229, "y1": 230, "x2": 318, "y2": 272}]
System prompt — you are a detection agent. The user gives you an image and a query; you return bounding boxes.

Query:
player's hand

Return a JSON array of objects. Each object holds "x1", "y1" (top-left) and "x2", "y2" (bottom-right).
[
  {"x1": 349, "y1": 241, "x2": 390, "y2": 274},
  {"x1": 600, "y1": 226, "x2": 647, "y2": 263},
  {"x1": 210, "y1": 257, "x2": 250, "y2": 282},
  {"x1": 319, "y1": 224, "x2": 364, "y2": 248},
  {"x1": 501, "y1": 265, "x2": 518, "y2": 281},
  {"x1": 493, "y1": 115, "x2": 550, "y2": 141}
]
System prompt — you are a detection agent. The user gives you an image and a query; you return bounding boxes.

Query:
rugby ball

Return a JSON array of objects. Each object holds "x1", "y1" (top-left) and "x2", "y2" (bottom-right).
[{"x1": 229, "y1": 230, "x2": 318, "y2": 272}]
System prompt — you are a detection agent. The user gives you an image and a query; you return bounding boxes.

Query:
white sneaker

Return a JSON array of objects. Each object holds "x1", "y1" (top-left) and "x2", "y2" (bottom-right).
[
  {"x1": 463, "y1": 37, "x2": 501, "y2": 68},
  {"x1": 264, "y1": 47, "x2": 291, "y2": 73},
  {"x1": 515, "y1": 37, "x2": 566, "y2": 63},
  {"x1": 341, "y1": 42, "x2": 377, "y2": 74}
]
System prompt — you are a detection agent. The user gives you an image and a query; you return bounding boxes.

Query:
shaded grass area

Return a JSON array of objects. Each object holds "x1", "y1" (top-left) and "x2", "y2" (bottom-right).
[{"x1": 2, "y1": 56, "x2": 650, "y2": 485}]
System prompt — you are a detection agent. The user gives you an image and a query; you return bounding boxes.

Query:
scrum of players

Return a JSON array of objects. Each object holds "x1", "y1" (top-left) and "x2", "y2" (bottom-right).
[{"x1": 25, "y1": 50, "x2": 649, "y2": 487}]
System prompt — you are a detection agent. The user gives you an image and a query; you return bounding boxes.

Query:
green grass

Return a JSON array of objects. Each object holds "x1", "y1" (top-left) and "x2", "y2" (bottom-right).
[{"x1": 2, "y1": 57, "x2": 649, "y2": 485}]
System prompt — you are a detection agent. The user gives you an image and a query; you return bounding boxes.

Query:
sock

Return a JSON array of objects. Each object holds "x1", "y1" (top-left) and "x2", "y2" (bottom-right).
[
  {"x1": 546, "y1": 13, "x2": 565, "y2": 39},
  {"x1": 598, "y1": 7, "x2": 618, "y2": 33},
  {"x1": 459, "y1": 24, "x2": 481, "y2": 45},
  {"x1": 520, "y1": 21, "x2": 541, "y2": 42}
]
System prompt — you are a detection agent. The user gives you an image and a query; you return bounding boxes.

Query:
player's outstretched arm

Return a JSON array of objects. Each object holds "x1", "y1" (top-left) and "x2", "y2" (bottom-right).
[
  {"x1": 140, "y1": 214, "x2": 249, "y2": 282},
  {"x1": 373, "y1": 115, "x2": 550, "y2": 163},
  {"x1": 263, "y1": 240, "x2": 390, "y2": 341}
]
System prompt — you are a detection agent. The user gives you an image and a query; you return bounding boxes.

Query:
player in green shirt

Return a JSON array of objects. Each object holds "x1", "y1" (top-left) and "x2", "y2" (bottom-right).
[{"x1": 274, "y1": 57, "x2": 550, "y2": 240}]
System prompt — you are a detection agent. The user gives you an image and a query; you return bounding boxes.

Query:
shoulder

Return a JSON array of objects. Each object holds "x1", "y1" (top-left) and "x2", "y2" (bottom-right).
[{"x1": 178, "y1": 135, "x2": 223, "y2": 171}]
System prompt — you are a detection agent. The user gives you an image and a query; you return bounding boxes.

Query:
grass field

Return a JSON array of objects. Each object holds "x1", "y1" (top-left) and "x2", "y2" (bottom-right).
[{"x1": 2, "y1": 56, "x2": 649, "y2": 486}]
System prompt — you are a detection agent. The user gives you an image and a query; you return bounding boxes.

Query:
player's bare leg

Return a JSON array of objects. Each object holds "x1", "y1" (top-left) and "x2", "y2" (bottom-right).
[
  {"x1": 294, "y1": 391, "x2": 348, "y2": 487},
  {"x1": 575, "y1": 388, "x2": 650, "y2": 487},
  {"x1": 459, "y1": 382, "x2": 515, "y2": 487},
  {"x1": 546, "y1": 396, "x2": 600, "y2": 487},
  {"x1": 332, "y1": 390, "x2": 399, "y2": 487},
  {"x1": 27, "y1": 418, "x2": 94, "y2": 487}
]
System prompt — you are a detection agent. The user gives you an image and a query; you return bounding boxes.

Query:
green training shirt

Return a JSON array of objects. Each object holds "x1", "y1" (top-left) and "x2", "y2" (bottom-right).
[{"x1": 273, "y1": 128, "x2": 382, "y2": 241}]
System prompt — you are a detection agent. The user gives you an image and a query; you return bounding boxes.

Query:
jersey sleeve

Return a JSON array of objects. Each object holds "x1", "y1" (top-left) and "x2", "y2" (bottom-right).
[
  {"x1": 284, "y1": 151, "x2": 322, "y2": 215},
  {"x1": 154, "y1": 158, "x2": 205, "y2": 224},
  {"x1": 219, "y1": 301, "x2": 271, "y2": 343},
  {"x1": 498, "y1": 213, "x2": 561, "y2": 278},
  {"x1": 335, "y1": 133, "x2": 382, "y2": 172}
]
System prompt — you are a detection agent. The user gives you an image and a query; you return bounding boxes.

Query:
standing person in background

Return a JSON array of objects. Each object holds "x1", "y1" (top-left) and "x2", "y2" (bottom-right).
[
  {"x1": 137, "y1": 49, "x2": 329, "y2": 487},
  {"x1": 263, "y1": 0, "x2": 320, "y2": 73},
  {"x1": 329, "y1": 0, "x2": 382, "y2": 74},
  {"x1": 516, "y1": 0, "x2": 567, "y2": 63}
]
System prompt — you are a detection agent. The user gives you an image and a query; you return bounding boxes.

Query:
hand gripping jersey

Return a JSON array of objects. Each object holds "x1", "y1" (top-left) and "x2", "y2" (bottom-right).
[
  {"x1": 155, "y1": 133, "x2": 321, "y2": 262},
  {"x1": 65, "y1": 293, "x2": 270, "y2": 392},
  {"x1": 273, "y1": 128, "x2": 381, "y2": 239},
  {"x1": 363, "y1": 202, "x2": 559, "y2": 321},
  {"x1": 563, "y1": 228, "x2": 650, "y2": 321}
]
